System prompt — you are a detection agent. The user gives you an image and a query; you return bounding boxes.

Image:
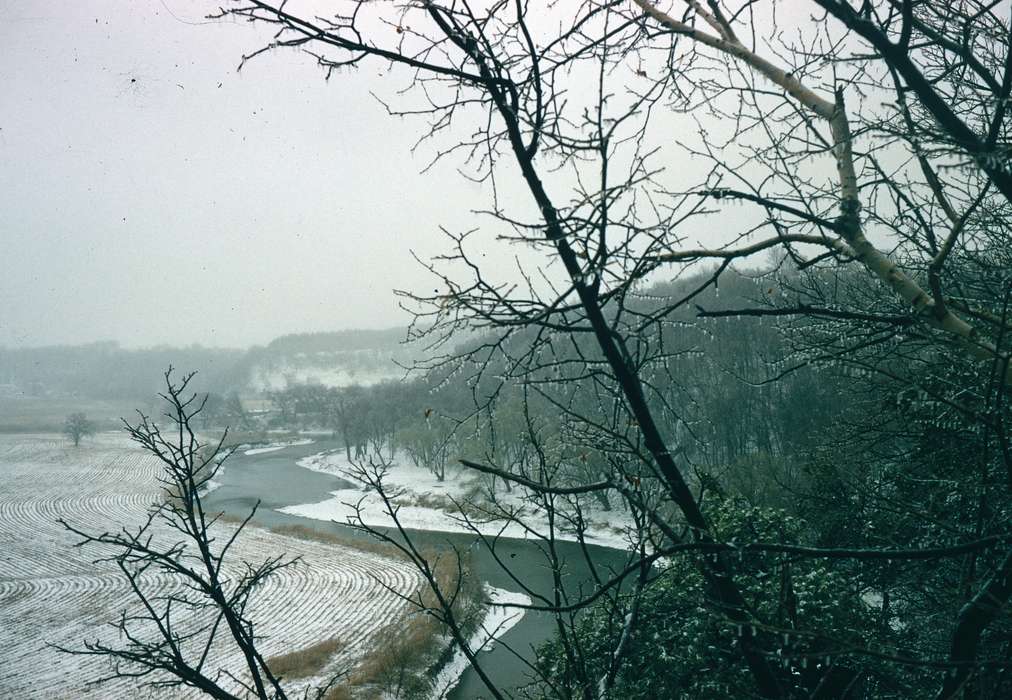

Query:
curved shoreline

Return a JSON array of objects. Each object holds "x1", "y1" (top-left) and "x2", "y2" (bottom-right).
[{"x1": 204, "y1": 439, "x2": 630, "y2": 699}]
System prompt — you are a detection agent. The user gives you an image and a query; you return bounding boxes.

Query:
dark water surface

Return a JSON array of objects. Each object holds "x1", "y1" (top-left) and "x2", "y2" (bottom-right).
[{"x1": 204, "y1": 440, "x2": 629, "y2": 699}]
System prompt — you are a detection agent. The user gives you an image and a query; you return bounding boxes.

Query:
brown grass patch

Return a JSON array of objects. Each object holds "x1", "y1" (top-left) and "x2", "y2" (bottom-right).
[
  {"x1": 265, "y1": 523, "x2": 408, "y2": 561},
  {"x1": 216, "y1": 516, "x2": 410, "y2": 561},
  {"x1": 268, "y1": 637, "x2": 345, "y2": 679},
  {"x1": 407, "y1": 493, "x2": 455, "y2": 511},
  {"x1": 349, "y1": 613, "x2": 443, "y2": 698},
  {"x1": 347, "y1": 548, "x2": 485, "y2": 699}
]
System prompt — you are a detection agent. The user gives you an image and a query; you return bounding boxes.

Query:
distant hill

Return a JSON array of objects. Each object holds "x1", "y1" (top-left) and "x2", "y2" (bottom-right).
[
  {"x1": 0, "y1": 328, "x2": 417, "y2": 402},
  {"x1": 262, "y1": 328, "x2": 408, "y2": 355},
  {"x1": 241, "y1": 329, "x2": 416, "y2": 391}
]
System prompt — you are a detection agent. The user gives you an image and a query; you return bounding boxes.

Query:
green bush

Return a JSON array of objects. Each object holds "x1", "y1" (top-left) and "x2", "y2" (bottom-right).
[{"x1": 535, "y1": 498, "x2": 881, "y2": 698}]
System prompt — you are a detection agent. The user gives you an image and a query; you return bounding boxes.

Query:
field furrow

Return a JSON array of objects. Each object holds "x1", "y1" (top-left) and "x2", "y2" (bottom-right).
[{"x1": 0, "y1": 434, "x2": 421, "y2": 699}]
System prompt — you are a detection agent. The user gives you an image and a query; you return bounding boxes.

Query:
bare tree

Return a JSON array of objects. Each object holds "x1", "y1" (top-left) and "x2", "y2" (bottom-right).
[
  {"x1": 57, "y1": 369, "x2": 338, "y2": 700},
  {"x1": 210, "y1": 2, "x2": 1012, "y2": 698},
  {"x1": 64, "y1": 411, "x2": 95, "y2": 447}
]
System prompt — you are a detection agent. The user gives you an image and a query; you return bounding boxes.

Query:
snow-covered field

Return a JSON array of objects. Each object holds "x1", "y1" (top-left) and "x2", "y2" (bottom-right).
[
  {"x1": 0, "y1": 433, "x2": 420, "y2": 699},
  {"x1": 281, "y1": 450, "x2": 636, "y2": 549}
]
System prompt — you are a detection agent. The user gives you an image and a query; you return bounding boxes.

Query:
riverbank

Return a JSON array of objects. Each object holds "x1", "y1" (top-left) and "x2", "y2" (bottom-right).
[
  {"x1": 281, "y1": 447, "x2": 636, "y2": 550},
  {"x1": 204, "y1": 439, "x2": 631, "y2": 699}
]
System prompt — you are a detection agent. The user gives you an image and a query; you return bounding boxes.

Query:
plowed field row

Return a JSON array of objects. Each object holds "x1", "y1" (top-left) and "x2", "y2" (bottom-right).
[{"x1": 0, "y1": 434, "x2": 420, "y2": 698}]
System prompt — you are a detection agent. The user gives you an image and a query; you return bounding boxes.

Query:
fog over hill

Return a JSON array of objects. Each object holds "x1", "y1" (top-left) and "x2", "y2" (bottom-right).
[
  {"x1": 0, "y1": 327, "x2": 415, "y2": 401},
  {"x1": 245, "y1": 329, "x2": 415, "y2": 391}
]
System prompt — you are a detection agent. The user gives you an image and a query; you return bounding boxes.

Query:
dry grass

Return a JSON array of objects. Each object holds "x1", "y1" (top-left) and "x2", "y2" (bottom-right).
[
  {"x1": 267, "y1": 637, "x2": 345, "y2": 679},
  {"x1": 349, "y1": 613, "x2": 443, "y2": 698},
  {"x1": 407, "y1": 492, "x2": 455, "y2": 511},
  {"x1": 254, "y1": 523, "x2": 485, "y2": 699},
  {"x1": 266, "y1": 523, "x2": 408, "y2": 561},
  {"x1": 216, "y1": 517, "x2": 411, "y2": 562},
  {"x1": 406, "y1": 490, "x2": 502, "y2": 524},
  {"x1": 347, "y1": 548, "x2": 485, "y2": 699}
]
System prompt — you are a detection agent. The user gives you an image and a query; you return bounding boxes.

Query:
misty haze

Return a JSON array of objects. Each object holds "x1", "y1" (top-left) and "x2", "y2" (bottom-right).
[{"x1": 2, "y1": 2, "x2": 1010, "y2": 699}]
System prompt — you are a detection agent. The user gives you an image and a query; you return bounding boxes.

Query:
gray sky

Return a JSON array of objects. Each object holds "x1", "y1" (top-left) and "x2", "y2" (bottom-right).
[
  {"x1": 1, "y1": 1, "x2": 833, "y2": 351},
  {"x1": 1, "y1": 0, "x2": 513, "y2": 349}
]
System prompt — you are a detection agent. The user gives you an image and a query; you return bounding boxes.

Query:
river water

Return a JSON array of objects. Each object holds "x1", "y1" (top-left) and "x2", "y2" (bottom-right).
[{"x1": 203, "y1": 440, "x2": 629, "y2": 699}]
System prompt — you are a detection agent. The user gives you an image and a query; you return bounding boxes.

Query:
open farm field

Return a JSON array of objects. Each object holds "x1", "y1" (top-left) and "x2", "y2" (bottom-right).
[{"x1": 0, "y1": 433, "x2": 420, "y2": 698}]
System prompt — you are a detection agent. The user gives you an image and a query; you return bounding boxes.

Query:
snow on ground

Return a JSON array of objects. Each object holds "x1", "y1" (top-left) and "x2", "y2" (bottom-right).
[
  {"x1": 0, "y1": 433, "x2": 420, "y2": 699},
  {"x1": 429, "y1": 585, "x2": 532, "y2": 699},
  {"x1": 281, "y1": 450, "x2": 637, "y2": 550},
  {"x1": 250, "y1": 364, "x2": 402, "y2": 392},
  {"x1": 199, "y1": 477, "x2": 223, "y2": 495},
  {"x1": 243, "y1": 438, "x2": 315, "y2": 455}
]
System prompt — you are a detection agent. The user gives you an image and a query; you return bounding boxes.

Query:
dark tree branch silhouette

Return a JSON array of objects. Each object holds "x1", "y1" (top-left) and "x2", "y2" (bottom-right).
[
  {"x1": 208, "y1": 1, "x2": 1012, "y2": 698},
  {"x1": 56, "y1": 369, "x2": 340, "y2": 700}
]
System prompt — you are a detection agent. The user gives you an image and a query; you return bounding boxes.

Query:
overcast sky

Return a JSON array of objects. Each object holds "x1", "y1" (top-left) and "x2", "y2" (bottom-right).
[
  {"x1": 2, "y1": 1, "x2": 822, "y2": 351},
  {"x1": 2, "y1": 0, "x2": 529, "y2": 349}
]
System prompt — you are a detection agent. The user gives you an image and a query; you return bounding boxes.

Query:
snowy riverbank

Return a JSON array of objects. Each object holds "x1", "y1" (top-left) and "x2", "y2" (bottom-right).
[
  {"x1": 279, "y1": 449, "x2": 637, "y2": 550},
  {"x1": 429, "y1": 585, "x2": 532, "y2": 699}
]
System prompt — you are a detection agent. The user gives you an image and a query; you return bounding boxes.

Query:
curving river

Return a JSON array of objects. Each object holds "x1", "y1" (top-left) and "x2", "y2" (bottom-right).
[{"x1": 203, "y1": 440, "x2": 629, "y2": 699}]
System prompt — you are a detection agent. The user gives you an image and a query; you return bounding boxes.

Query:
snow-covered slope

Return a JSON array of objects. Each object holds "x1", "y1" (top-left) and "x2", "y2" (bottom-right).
[{"x1": 244, "y1": 329, "x2": 416, "y2": 392}]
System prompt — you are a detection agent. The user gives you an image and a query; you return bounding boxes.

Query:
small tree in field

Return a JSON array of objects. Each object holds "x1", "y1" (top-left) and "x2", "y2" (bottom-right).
[{"x1": 63, "y1": 412, "x2": 94, "y2": 447}]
